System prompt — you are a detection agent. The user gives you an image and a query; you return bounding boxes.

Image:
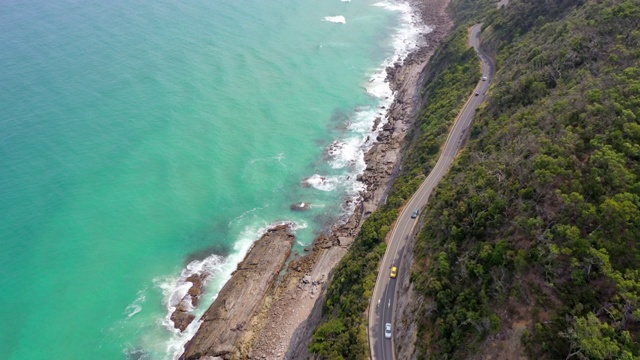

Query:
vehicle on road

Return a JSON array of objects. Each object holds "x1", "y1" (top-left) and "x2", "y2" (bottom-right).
[
  {"x1": 475, "y1": 92, "x2": 479, "y2": 96},
  {"x1": 411, "y1": 209, "x2": 419, "y2": 218},
  {"x1": 390, "y1": 266, "x2": 397, "y2": 278},
  {"x1": 482, "y1": 76, "x2": 487, "y2": 81},
  {"x1": 385, "y1": 323, "x2": 392, "y2": 339}
]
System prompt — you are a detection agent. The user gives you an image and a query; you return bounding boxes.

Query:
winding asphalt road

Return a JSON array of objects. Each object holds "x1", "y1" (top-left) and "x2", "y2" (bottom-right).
[{"x1": 368, "y1": 24, "x2": 495, "y2": 360}]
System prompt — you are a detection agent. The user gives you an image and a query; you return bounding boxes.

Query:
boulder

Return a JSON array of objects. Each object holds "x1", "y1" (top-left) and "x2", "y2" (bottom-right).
[{"x1": 338, "y1": 237, "x2": 353, "y2": 247}]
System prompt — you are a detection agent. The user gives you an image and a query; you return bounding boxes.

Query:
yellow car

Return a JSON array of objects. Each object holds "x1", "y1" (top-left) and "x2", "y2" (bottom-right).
[{"x1": 390, "y1": 266, "x2": 398, "y2": 279}]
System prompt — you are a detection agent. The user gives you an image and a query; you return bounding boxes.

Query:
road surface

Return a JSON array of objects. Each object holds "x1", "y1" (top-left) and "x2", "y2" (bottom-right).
[{"x1": 368, "y1": 24, "x2": 495, "y2": 360}]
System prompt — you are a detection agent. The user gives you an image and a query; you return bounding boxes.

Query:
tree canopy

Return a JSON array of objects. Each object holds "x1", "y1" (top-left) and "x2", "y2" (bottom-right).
[{"x1": 412, "y1": 0, "x2": 640, "y2": 358}]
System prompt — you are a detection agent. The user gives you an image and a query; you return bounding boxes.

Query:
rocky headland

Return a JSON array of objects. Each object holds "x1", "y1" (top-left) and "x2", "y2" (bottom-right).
[
  {"x1": 179, "y1": 225, "x2": 294, "y2": 360},
  {"x1": 178, "y1": 0, "x2": 453, "y2": 358}
]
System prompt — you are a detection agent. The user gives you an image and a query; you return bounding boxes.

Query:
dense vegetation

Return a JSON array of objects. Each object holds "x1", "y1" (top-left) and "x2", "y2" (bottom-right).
[
  {"x1": 412, "y1": 0, "x2": 640, "y2": 359},
  {"x1": 308, "y1": 21, "x2": 482, "y2": 360}
]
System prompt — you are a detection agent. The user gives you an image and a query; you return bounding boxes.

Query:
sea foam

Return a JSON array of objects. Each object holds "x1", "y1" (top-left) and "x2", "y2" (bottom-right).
[
  {"x1": 323, "y1": 15, "x2": 346, "y2": 24},
  {"x1": 124, "y1": 289, "x2": 147, "y2": 319},
  {"x1": 303, "y1": 174, "x2": 341, "y2": 192},
  {"x1": 373, "y1": 1, "x2": 432, "y2": 64},
  {"x1": 155, "y1": 253, "x2": 225, "y2": 359}
]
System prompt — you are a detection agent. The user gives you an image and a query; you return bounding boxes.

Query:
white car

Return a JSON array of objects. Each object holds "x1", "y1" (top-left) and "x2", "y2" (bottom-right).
[
  {"x1": 385, "y1": 323, "x2": 392, "y2": 339},
  {"x1": 482, "y1": 76, "x2": 487, "y2": 81}
]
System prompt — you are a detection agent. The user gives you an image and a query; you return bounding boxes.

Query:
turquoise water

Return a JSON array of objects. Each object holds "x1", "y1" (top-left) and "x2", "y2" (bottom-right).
[{"x1": 0, "y1": 0, "x2": 425, "y2": 358}]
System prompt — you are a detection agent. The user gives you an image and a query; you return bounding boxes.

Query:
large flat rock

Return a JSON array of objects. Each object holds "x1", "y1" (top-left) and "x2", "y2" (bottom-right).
[{"x1": 180, "y1": 225, "x2": 294, "y2": 360}]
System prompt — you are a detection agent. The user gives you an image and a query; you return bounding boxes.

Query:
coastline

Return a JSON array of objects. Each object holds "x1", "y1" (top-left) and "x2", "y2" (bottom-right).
[
  {"x1": 280, "y1": 0, "x2": 454, "y2": 358},
  {"x1": 176, "y1": 0, "x2": 453, "y2": 358}
]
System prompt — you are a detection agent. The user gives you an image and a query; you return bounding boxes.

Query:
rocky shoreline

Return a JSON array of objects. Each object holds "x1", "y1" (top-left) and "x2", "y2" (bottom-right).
[
  {"x1": 178, "y1": 225, "x2": 294, "y2": 360},
  {"x1": 176, "y1": 0, "x2": 453, "y2": 358}
]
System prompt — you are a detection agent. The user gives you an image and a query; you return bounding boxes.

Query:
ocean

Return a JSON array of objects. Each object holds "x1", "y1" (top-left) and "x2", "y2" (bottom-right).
[{"x1": 0, "y1": 0, "x2": 427, "y2": 358}]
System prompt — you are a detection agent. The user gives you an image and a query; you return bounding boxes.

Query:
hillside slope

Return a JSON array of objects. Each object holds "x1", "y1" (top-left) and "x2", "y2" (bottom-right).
[{"x1": 411, "y1": 0, "x2": 640, "y2": 359}]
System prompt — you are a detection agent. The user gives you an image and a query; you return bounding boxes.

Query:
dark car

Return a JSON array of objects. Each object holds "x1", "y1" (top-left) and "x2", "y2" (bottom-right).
[{"x1": 411, "y1": 209, "x2": 419, "y2": 219}]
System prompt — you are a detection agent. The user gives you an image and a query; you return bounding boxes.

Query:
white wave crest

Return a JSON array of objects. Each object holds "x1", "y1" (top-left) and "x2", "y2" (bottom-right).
[
  {"x1": 303, "y1": 174, "x2": 341, "y2": 191},
  {"x1": 328, "y1": 137, "x2": 365, "y2": 170},
  {"x1": 323, "y1": 15, "x2": 346, "y2": 24}
]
